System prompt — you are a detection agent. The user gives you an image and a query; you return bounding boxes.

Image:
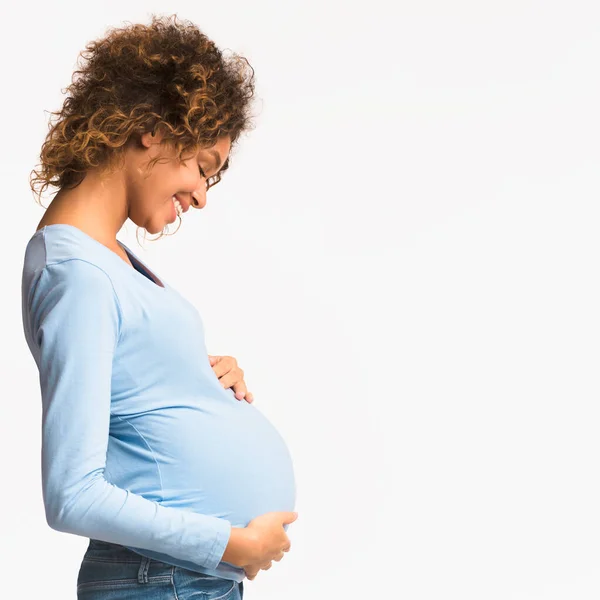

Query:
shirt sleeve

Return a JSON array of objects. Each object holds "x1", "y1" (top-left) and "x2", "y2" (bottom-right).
[{"x1": 28, "y1": 259, "x2": 231, "y2": 571}]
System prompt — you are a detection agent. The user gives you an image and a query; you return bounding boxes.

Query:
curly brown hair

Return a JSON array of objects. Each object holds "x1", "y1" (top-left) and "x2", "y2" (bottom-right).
[{"x1": 30, "y1": 13, "x2": 256, "y2": 210}]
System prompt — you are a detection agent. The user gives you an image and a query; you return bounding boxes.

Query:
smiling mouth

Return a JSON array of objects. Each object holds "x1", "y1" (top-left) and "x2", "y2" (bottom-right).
[
  {"x1": 170, "y1": 192, "x2": 205, "y2": 216},
  {"x1": 172, "y1": 196, "x2": 184, "y2": 217}
]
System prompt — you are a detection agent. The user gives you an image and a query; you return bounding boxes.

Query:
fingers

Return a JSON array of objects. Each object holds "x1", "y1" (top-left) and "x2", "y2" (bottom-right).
[
  {"x1": 231, "y1": 381, "x2": 248, "y2": 401},
  {"x1": 244, "y1": 559, "x2": 275, "y2": 581},
  {"x1": 282, "y1": 511, "x2": 298, "y2": 525},
  {"x1": 210, "y1": 356, "x2": 254, "y2": 403},
  {"x1": 210, "y1": 356, "x2": 248, "y2": 396},
  {"x1": 210, "y1": 355, "x2": 235, "y2": 379},
  {"x1": 218, "y1": 368, "x2": 244, "y2": 389},
  {"x1": 244, "y1": 546, "x2": 289, "y2": 581}
]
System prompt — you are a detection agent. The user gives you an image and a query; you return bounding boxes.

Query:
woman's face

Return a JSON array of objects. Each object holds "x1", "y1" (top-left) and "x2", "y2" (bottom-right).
[{"x1": 125, "y1": 132, "x2": 231, "y2": 234}]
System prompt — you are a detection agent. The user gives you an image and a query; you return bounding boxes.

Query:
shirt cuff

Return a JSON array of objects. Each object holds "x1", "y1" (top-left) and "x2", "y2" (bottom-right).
[{"x1": 202, "y1": 518, "x2": 232, "y2": 571}]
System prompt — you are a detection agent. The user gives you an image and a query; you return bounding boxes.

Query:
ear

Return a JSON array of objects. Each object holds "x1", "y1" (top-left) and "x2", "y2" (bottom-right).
[{"x1": 140, "y1": 131, "x2": 157, "y2": 149}]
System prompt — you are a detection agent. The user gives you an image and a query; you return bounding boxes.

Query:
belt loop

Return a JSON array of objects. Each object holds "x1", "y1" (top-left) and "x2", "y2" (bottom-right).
[{"x1": 137, "y1": 555, "x2": 151, "y2": 584}]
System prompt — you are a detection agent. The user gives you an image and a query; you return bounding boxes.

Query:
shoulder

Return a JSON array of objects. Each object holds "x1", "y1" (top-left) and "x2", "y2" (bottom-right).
[
  {"x1": 44, "y1": 257, "x2": 116, "y2": 289},
  {"x1": 40, "y1": 259, "x2": 122, "y2": 316},
  {"x1": 23, "y1": 229, "x2": 124, "y2": 343},
  {"x1": 28, "y1": 259, "x2": 123, "y2": 344},
  {"x1": 23, "y1": 226, "x2": 121, "y2": 304},
  {"x1": 32, "y1": 259, "x2": 122, "y2": 320}
]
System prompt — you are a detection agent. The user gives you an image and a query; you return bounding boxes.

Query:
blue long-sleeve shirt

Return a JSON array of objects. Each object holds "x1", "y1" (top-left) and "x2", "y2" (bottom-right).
[{"x1": 21, "y1": 223, "x2": 296, "y2": 583}]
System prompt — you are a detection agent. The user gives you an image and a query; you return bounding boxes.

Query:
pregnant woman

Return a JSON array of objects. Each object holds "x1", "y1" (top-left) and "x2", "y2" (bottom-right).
[{"x1": 21, "y1": 15, "x2": 297, "y2": 600}]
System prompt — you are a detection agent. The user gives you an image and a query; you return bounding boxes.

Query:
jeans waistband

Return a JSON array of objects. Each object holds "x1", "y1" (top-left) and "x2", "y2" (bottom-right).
[{"x1": 84, "y1": 539, "x2": 158, "y2": 584}]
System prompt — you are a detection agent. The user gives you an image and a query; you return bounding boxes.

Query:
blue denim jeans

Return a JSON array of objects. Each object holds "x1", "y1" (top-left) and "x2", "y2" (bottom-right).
[{"x1": 77, "y1": 539, "x2": 244, "y2": 600}]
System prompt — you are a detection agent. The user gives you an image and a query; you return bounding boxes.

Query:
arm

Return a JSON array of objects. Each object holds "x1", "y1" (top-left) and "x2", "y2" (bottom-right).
[{"x1": 29, "y1": 259, "x2": 231, "y2": 571}]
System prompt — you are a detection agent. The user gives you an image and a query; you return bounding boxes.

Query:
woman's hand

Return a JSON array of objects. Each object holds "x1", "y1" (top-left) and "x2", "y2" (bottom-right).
[
  {"x1": 221, "y1": 512, "x2": 297, "y2": 581},
  {"x1": 208, "y1": 355, "x2": 254, "y2": 403},
  {"x1": 243, "y1": 554, "x2": 285, "y2": 581},
  {"x1": 242, "y1": 512, "x2": 296, "y2": 580}
]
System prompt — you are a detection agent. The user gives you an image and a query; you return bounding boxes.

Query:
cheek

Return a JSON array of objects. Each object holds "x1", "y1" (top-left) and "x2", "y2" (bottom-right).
[
  {"x1": 127, "y1": 185, "x2": 168, "y2": 224},
  {"x1": 179, "y1": 162, "x2": 203, "y2": 191},
  {"x1": 129, "y1": 189, "x2": 152, "y2": 216}
]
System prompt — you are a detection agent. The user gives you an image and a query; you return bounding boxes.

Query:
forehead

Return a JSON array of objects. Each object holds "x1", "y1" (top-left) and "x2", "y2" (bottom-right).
[{"x1": 210, "y1": 135, "x2": 231, "y2": 155}]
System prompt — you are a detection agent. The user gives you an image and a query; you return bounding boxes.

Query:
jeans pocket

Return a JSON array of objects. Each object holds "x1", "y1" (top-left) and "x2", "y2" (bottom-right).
[
  {"x1": 77, "y1": 558, "x2": 172, "y2": 597},
  {"x1": 172, "y1": 567, "x2": 238, "y2": 600}
]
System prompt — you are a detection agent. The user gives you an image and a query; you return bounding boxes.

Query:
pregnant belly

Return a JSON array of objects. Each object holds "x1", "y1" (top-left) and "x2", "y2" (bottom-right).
[{"x1": 109, "y1": 392, "x2": 296, "y2": 527}]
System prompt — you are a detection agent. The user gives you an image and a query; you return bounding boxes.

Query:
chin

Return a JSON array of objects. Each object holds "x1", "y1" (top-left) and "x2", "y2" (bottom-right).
[
  {"x1": 130, "y1": 217, "x2": 163, "y2": 236},
  {"x1": 146, "y1": 224, "x2": 164, "y2": 235}
]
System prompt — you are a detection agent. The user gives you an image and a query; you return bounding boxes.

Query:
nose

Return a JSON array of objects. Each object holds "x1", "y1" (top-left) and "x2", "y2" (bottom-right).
[{"x1": 190, "y1": 188, "x2": 206, "y2": 209}]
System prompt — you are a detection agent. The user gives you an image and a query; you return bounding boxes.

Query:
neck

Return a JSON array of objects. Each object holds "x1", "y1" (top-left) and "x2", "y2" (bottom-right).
[{"x1": 37, "y1": 167, "x2": 129, "y2": 250}]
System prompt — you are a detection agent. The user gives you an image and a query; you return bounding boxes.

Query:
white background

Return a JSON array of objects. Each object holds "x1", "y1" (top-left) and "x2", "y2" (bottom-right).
[{"x1": 1, "y1": 1, "x2": 600, "y2": 598}]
